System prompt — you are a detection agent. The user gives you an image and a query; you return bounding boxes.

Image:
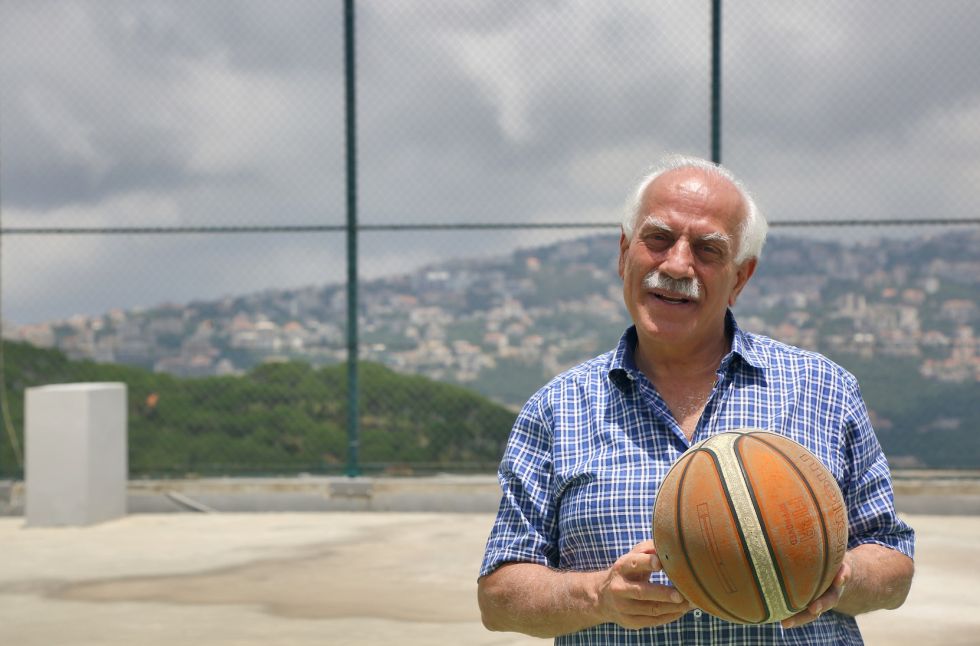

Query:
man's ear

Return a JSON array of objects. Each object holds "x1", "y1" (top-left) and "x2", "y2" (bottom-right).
[
  {"x1": 618, "y1": 231, "x2": 629, "y2": 279},
  {"x1": 729, "y1": 257, "x2": 757, "y2": 306}
]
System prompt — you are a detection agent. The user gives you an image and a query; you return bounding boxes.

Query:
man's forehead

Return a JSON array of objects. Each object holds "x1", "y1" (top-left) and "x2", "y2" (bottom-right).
[
  {"x1": 647, "y1": 167, "x2": 735, "y2": 201},
  {"x1": 668, "y1": 174, "x2": 712, "y2": 197},
  {"x1": 640, "y1": 168, "x2": 745, "y2": 225}
]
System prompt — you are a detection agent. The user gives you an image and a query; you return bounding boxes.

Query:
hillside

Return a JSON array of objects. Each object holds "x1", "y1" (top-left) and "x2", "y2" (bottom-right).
[
  {"x1": 3, "y1": 229, "x2": 978, "y2": 471},
  {"x1": 0, "y1": 341, "x2": 516, "y2": 477},
  {"x1": 821, "y1": 354, "x2": 978, "y2": 468},
  {"x1": 9, "y1": 231, "x2": 976, "y2": 396}
]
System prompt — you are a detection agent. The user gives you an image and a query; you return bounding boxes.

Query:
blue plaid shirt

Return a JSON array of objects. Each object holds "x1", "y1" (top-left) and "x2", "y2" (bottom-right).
[{"x1": 481, "y1": 313, "x2": 915, "y2": 645}]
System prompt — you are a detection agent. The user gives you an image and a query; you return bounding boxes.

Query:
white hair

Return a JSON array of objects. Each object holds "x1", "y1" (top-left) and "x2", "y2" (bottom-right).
[{"x1": 621, "y1": 154, "x2": 768, "y2": 264}]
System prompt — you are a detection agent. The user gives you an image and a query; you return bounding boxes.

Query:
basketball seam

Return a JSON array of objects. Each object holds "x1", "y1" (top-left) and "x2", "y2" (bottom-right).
[
  {"x1": 735, "y1": 435, "x2": 801, "y2": 614},
  {"x1": 756, "y1": 434, "x2": 835, "y2": 607},
  {"x1": 674, "y1": 450, "x2": 743, "y2": 624},
  {"x1": 685, "y1": 446, "x2": 763, "y2": 625},
  {"x1": 714, "y1": 433, "x2": 789, "y2": 622},
  {"x1": 673, "y1": 453, "x2": 708, "y2": 614}
]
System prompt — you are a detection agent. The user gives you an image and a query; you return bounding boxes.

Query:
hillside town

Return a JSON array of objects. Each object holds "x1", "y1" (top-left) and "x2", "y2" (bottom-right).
[{"x1": 4, "y1": 231, "x2": 978, "y2": 404}]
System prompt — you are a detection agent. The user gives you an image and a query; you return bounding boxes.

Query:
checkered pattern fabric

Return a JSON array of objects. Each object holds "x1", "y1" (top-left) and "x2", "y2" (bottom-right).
[{"x1": 480, "y1": 313, "x2": 915, "y2": 645}]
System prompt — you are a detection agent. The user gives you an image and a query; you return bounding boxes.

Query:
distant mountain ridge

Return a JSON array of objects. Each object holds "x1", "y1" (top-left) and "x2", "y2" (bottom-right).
[{"x1": 4, "y1": 229, "x2": 978, "y2": 468}]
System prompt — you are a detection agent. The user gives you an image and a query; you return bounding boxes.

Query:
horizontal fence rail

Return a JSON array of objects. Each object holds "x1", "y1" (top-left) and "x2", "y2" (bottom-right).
[{"x1": 3, "y1": 219, "x2": 979, "y2": 236}]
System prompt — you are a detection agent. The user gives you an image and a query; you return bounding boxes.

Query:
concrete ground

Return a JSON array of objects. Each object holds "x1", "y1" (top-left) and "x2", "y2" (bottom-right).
[{"x1": 1, "y1": 512, "x2": 978, "y2": 645}]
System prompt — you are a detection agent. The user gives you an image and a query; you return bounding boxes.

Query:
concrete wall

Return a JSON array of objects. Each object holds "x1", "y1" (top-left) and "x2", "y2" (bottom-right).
[{"x1": 25, "y1": 383, "x2": 127, "y2": 526}]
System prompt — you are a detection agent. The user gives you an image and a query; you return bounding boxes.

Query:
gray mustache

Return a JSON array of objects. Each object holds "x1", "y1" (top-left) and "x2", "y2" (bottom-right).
[{"x1": 642, "y1": 271, "x2": 702, "y2": 299}]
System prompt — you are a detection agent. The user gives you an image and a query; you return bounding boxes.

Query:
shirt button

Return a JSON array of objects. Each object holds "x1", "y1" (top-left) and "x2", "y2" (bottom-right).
[{"x1": 693, "y1": 609, "x2": 703, "y2": 618}]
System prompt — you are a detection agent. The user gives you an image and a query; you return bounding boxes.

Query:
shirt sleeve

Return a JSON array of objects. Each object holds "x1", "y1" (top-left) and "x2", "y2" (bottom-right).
[
  {"x1": 479, "y1": 393, "x2": 561, "y2": 578},
  {"x1": 838, "y1": 375, "x2": 915, "y2": 560}
]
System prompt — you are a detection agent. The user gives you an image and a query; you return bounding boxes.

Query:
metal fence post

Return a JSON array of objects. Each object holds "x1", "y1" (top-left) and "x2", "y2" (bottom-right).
[
  {"x1": 711, "y1": 0, "x2": 722, "y2": 164},
  {"x1": 344, "y1": 0, "x2": 361, "y2": 477}
]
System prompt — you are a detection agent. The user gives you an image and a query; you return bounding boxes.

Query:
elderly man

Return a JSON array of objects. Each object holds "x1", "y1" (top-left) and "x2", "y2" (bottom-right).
[{"x1": 477, "y1": 155, "x2": 914, "y2": 644}]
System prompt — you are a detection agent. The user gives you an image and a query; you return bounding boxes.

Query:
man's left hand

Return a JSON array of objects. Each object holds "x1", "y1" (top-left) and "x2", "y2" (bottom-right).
[{"x1": 780, "y1": 558, "x2": 851, "y2": 629}]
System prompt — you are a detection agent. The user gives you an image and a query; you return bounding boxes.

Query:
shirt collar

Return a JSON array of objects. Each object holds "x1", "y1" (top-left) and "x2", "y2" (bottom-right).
[
  {"x1": 727, "y1": 310, "x2": 766, "y2": 371},
  {"x1": 608, "y1": 310, "x2": 764, "y2": 389},
  {"x1": 608, "y1": 328, "x2": 638, "y2": 389}
]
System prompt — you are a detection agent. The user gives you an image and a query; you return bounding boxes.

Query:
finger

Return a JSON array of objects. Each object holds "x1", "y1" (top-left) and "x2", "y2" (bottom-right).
[
  {"x1": 617, "y1": 608, "x2": 691, "y2": 630},
  {"x1": 784, "y1": 561, "x2": 849, "y2": 630},
  {"x1": 781, "y1": 608, "x2": 818, "y2": 629},
  {"x1": 633, "y1": 539, "x2": 657, "y2": 554},
  {"x1": 806, "y1": 586, "x2": 841, "y2": 617},
  {"x1": 611, "y1": 578, "x2": 690, "y2": 608},
  {"x1": 619, "y1": 551, "x2": 661, "y2": 577},
  {"x1": 808, "y1": 567, "x2": 848, "y2": 614},
  {"x1": 632, "y1": 583, "x2": 686, "y2": 604},
  {"x1": 616, "y1": 602, "x2": 695, "y2": 624},
  {"x1": 617, "y1": 597, "x2": 693, "y2": 617},
  {"x1": 782, "y1": 600, "x2": 826, "y2": 629}
]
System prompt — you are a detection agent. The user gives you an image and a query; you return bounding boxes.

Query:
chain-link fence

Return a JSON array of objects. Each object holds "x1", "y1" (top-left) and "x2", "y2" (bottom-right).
[{"x1": 1, "y1": 1, "x2": 978, "y2": 478}]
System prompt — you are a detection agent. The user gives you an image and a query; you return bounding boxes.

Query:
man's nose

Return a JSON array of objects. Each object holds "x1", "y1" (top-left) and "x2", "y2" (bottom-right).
[{"x1": 659, "y1": 240, "x2": 696, "y2": 279}]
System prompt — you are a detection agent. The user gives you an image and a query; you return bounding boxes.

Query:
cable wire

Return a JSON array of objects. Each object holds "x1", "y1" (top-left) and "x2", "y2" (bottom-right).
[{"x1": 1, "y1": 218, "x2": 978, "y2": 236}]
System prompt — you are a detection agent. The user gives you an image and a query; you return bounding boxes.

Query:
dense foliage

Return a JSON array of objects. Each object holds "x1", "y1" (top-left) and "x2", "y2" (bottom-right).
[
  {"x1": 0, "y1": 342, "x2": 516, "y2": 477},
  {"x1": 1, "y1": 340, "x2": 975, "y2": 477},
  {"x1": 829, "y1": 354, "x2": 979, "y2": 469}
]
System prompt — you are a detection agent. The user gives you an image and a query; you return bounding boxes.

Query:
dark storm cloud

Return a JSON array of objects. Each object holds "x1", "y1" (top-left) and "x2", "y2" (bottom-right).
[
  {"x1": 2, "y1": 115, "x2": 197, "y2": 210},
  {"x1": 0, "y1": 1, "x2": 344, "y2": 213},
  {"x1": 2, "y1": 0, "x2": 978, "y2": 323}
]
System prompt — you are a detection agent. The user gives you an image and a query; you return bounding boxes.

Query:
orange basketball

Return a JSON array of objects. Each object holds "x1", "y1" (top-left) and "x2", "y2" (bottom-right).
[{"x1": 652, "y1": 430, "x2": 848, "y2": 624}]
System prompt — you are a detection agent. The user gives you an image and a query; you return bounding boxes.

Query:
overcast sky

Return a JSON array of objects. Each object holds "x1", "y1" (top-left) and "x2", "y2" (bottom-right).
[{"x1": 2, "y1": 1, "x2": 979, "y2": 324}]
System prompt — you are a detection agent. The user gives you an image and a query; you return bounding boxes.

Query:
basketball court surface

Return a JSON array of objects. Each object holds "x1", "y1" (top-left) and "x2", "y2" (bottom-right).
[{"x1": 0, "y1": 511, "x2": 976, "y2": 645}]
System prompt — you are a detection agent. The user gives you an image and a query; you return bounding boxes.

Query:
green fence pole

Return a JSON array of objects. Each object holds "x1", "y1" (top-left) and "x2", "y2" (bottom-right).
[
  {"x1": 344, "y1": 0, "x2": 361, "y2": 477},
  {"x1": 711, "y1": 0, "x2": 722, "y2": 164}
]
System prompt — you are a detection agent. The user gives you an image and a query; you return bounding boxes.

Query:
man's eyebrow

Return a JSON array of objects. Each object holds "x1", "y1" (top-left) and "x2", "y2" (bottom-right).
[
  {"x1": 638, "y1": 216, "x2": 672, "y2": 233},
  {"x1": 699, "y1": 231, "x2": 732, "y2": 247},
  {"x1": 639, "y1": 217, "x2": 731, "y2": 245}
]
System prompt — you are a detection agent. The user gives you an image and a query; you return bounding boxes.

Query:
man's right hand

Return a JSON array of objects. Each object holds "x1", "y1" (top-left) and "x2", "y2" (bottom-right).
[
  {"x1": 478, "y1": 540, "x2": 693, "y2": 637},
  {"x1": 596, "y1": 539, "x2": 694, "y2": 629}
]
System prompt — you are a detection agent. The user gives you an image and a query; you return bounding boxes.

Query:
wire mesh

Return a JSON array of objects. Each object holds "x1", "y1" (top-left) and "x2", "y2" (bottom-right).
[{"x1": 1, "y1": 1, "x2": 977, "y2": 477}]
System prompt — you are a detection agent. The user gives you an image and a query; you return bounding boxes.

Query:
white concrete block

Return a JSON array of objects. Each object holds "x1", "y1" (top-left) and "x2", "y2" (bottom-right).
[{"x1": 25, "y1": 383, "x2": 128, "y2": 526}]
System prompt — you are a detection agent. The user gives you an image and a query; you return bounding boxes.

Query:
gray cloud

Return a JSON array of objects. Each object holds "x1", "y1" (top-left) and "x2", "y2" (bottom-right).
[
  {"x1": 2, "y1": 0, "x2": 978, "y2": 323},
  {"x1": 729, "y1": 2, "x2": 980, "y2": 145}
]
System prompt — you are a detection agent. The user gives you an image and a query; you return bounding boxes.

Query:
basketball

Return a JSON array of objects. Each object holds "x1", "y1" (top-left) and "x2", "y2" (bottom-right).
[{"x1": 652, "y1": 430, "x2": 848, "y2": 624}]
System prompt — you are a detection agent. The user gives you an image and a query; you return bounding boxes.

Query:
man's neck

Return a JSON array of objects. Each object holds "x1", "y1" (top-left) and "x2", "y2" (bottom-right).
[
  {"x1": 634, "y1": 332, "x2": 731, "y2": 384},
  {"x1": 633, "y1": 330, "x2": 732, "y2": 442}
]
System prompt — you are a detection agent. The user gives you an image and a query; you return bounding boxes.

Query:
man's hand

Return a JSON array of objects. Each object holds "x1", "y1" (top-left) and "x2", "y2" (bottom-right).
[
  {"x1": 597, "y1": 540, "x2": 694, "y2": 630},
  {"x1": 781, "y1": 543, "x2": 914, "y2": 630},
  {"x1": 478, "y1": 540, "x2": 693, "y2": 637},
  {"x1": 781, "y1": 560, "x2": 851, "y2": 629}
]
